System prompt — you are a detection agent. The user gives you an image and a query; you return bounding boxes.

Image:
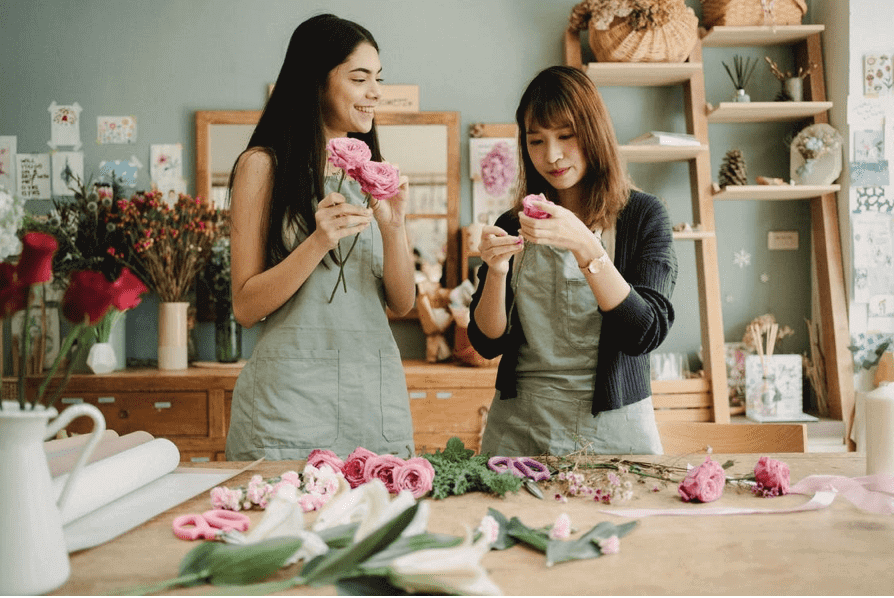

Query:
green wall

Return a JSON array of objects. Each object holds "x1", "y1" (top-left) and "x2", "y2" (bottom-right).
[{"x1": 0, "y1": 0, "x2": 827, "y2": 366}]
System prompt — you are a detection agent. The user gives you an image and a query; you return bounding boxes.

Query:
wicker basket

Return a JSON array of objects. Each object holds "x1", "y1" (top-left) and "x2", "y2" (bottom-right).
[
  {"x1": 701, "y1": 0, "x2": 807, "y2": 28},
  {"x1": 588, "y1": 4, "x2": 699, "y2": 63}
]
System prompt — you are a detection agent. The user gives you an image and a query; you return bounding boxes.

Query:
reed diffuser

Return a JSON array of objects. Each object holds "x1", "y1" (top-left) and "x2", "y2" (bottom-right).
[{"x1": 722, "y1": 55, "x2": 759, "y2": 102}]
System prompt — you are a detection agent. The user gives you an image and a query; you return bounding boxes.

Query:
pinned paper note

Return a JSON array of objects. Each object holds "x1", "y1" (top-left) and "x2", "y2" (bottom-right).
[
  {"x1": 47, "y1": 102, "x2": 83, "y2": 150},
  {"x1": 470, "y1": 137, "x2": 519, "y2": 226},
  {"x1": 99, "y1": 155, "x2": 142, "y2": 188},
  {"x1": 97, "y1": 115, "x2": 137, "y2": 144},
  {"x1": 51, "y1": 151, "x2": 83, "y2": 196},
  {"x1": 150, "y1": 143, "x2": 182, "y2": 183},
  {"x1": 864, "y1": 53, "x2": 893, "y2": 97},
  {"x1": 15, "y1": 153, "x2": 51, "y2": 199},
  {"x1": 851, "y1": 160, "x2": 890, "y2": 187},
  {"x1": 0, "y1": 135, "x2": 16, "y2": 192}
]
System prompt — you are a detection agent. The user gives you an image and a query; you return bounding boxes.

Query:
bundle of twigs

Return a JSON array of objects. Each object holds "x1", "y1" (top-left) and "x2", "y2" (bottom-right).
[{"x1": 722, "y1": 54, "x2": 758, "y2": 90}]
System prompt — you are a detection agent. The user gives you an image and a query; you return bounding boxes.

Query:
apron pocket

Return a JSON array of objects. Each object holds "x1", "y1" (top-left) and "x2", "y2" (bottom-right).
[
  {"x1": 252, "y1": 349, "x2": 339, "y2": 449},
  {"x1": 379, "y1": 348, "x2": 412, "y2": 442},
  {"x1": 563, "y1": 279, "x2": 602, "y2": 349}
]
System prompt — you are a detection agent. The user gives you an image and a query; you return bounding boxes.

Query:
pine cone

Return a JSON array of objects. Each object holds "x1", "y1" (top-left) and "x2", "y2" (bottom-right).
[{"x1": 719, "y1": 149, "x2": 747, "y2": 188}]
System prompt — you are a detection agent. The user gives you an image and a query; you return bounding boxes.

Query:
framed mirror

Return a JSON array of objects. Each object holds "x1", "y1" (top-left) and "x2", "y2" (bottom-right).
[{"x1": 195, "y1": 110, "x2": 461, "y2": 312}]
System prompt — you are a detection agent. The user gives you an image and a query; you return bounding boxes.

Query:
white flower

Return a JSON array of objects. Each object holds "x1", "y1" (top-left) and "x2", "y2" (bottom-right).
[
  {"x1": 0, "y1": 188, "x2": 24, "y2": 260},
  {"x1": 477, "y1": 515, "x2": 500, "y2": 545},
  {"x1": 548, "y1": 513, "x2": 572, "y2": 540},
  {"x1": 388, "y1": 533, "x2": 501, "y2": 596}
]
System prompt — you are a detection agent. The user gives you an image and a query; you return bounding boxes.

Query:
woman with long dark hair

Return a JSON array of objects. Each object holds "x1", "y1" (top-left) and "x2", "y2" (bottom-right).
[
  {"x1": 469, "y1": 66, "x2": 677, "y2": 456},
  {"x1": 225, "y1": 14, "x2": 416, "y2": 460}
]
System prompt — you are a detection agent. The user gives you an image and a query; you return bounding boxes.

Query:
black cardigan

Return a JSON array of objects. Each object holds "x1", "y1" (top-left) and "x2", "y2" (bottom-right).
[{"x1": 467, "y1": 190, "x2": 678, "y2": 416}]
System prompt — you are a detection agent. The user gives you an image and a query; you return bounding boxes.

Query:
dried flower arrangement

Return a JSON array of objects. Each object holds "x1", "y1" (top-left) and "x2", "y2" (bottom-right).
[
  {"x1": 765, "y1": 57, "x2": 817, "y2": 82},
  {"x1": 569, "y1": 0, "x2": 680, "y2": 32},
  {"x1": 791, "y1": 123, "x2": 843, "y2": 178},
  {"x1": 742, "y1": 313, "x2": 794, "y2": 355}
]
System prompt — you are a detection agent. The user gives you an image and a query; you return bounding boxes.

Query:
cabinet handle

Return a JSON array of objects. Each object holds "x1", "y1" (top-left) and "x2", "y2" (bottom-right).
[
  {"x1": 436, "y1": 392, "x2": 452, "y2": 399},
  {"x1": 154, "y1": 401, "x2": 172, "y2": 409},
  {"x1": 98, "y1": 396, "x2": 115, "y2": 404},
  {"x1": 61, "y1": 397, "x2": 83, "y2": 404},
  {"x1": 409, "y1": 391, "x2": 427, "y2": 399},
  {"x1": 118, "y1": 409, "x2": 129, "y2": 419},
  {"x1": 190, "y1": 457, "x2": 211, "y2": 463}
]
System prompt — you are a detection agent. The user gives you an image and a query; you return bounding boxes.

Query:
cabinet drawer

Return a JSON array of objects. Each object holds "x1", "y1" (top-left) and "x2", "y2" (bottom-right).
[
  {"x1": 408, "y1": 388, "x2": 491, "y2": 435},
  {"x1": 59, "y1": 392, "x2": 209, "y2": 437}
]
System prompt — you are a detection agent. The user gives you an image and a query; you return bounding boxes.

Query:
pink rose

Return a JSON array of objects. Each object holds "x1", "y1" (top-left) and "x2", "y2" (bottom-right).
[
  {"x1": 753, "y1": 456, "x2": 790, "y2": 497},
  {"x1": 480, "y1": 141, "x2": 516, "y2": 197},
  {"x1": 363, "y1": 454, "x2": 406, "y2": 493},
  {"x1": 306, "y1": 449, "x2": 345, "y2": 474},
  {"x1": 393, "y1": 457, "x2": 436, "y2": 499},
  {"x1": 678, "y1": 456, "x2": 725, "y2": 503},
  {"x1": 326, "y1": 137, "x2": 372, "y2": 172},
  {"x1": 353, "y1": 161, "x2": 401, "y2": 201},
  {"x1": 522, "y1": 193, "x2": 554, "y2": 219},
  {"x1": 342, "y1": 446, "x2": 378, "y2": 488}
]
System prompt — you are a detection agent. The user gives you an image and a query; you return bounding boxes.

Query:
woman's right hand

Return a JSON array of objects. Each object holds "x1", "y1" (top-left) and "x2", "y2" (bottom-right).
[
  {"x1": 478, "y1": 225, "x2": 524, "y2": 276},
  {"x1": 313, "y1": 192, "x2": 373, "y2": 250}
]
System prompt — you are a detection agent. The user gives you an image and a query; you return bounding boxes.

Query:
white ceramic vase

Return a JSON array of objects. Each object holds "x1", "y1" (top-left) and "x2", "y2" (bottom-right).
[
  {"x1": 86, "y1": 342, "x2": 117, "y2": 374},
  {"x1": 0, "y1": 401, "x2": 105, "y2": 595},
  {"x1": 158, "y1": 301, "x2": 189, "y2": 370}
]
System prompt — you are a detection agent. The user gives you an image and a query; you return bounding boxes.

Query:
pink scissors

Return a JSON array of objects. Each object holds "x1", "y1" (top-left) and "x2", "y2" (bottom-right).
[{"x1": 172, "y1": 509, "x2": 250, "y2": 541}]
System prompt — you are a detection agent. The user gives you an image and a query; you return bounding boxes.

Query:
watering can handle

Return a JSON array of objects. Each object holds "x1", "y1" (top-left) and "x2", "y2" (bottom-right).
[{"x1": 44, "y1": 403, "x2": 106, "y2": 512}]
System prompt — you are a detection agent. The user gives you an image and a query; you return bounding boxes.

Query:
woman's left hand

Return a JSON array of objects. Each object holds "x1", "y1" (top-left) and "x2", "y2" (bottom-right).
[
  {"x1": 518, "y1": 198, "x2": 596, "y2": 256},
  {"x1": 370, "y1": 174, "x2": 409, "y2": 231}
]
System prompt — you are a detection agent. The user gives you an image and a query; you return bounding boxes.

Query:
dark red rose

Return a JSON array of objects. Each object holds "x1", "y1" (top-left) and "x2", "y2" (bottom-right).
[
  {"x1": 111, "y1": 267, "x2": 148, "y2": 311},
  {"x1": 62, "y1": 270, "x2": 117, "y2": 325},
  {"x1": 16, "y1": 232, "x2": 57, "y2": 285}
]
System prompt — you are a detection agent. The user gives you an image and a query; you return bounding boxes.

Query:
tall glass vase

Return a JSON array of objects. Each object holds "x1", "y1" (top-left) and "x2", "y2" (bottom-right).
[
  {"x1": 215, "y1": 311, "x2": 241, "y2": 363},
  {"x1": 158, "y1": 301, "x2": 189, "y2": 370}
]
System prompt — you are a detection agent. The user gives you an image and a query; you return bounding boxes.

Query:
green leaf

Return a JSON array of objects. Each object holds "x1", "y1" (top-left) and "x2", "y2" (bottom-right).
[
  {"x1": 336, "y1": 575, "x2": 412, "y2": 596},
  {"x1": 177, "y1": 541, "x2": 220, "y2": 584},
  {"x1": 357, "y1": 533, "x2": 464, "y2": 574},
  {"x1": 506, "y1": 516, "x2": 549, "y2": 553},
  {"x1": 316, "y1": 521, "x2": 360, "y2": 548},
  {"x1": 204, "y1": 536, "x2": 305, "y2": 585},
  {"x1": 300, "y1": 502, "x2": 420, "y2": 587},
  {"x1": 545, "y1": 521, "x2": 638, "y2": 567},
  {"x1": 485, "y1": 508, "x2": 518, "y2": 551}
]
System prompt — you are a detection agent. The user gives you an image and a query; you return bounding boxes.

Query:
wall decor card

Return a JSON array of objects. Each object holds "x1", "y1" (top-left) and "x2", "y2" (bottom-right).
[
  {"x1": 97, "y1": 115, "x2": 137, "y2": 144},
  {"x1": 864, "y1": 54, "x2": 892, "y2": 97},
  {"x1": 15, "y1": 153, "x2": 51, "y2": 199},
  {"x1": 51, "y1": 151, "x2": 83, "y2": 196},
  {"x1": 852, "y1": 211, "x2": 894, "y2": 305},
  {"x1": 47, "y1": 102, "x2": 83, "y2": 150},
  {"x1": 855, "y1": 186, "x2": 894, "y2": 212},
  {"x1": 99, "y1": 155, "x2": 142, "y2": 188},
  {"x1": 377, "y1": 84, "x2": 420, "y2": 113},
  {"x1": 150, "y1": 143, "x2": 183, "y2": 183},
  {"x1": 854, "y1": 129, "x2": 885, "y2": 162},
  {"x1": 847, "y1": 95, "x2": 886, "y2": 128},
  {"x1": 154, "y1": 176, "x2": 187, "y2": 207},
  {"x1": 744, "y1": 354, "x2": 814, "y2": 422},
  {"x1": 851, "y1": 160, "x2": 890, "y2": 187},
  {"x1": 0, "y1": 135, "x2": 16, "y2": 192},
  {"x1": 470, "y1": 137, "x2": 518, "y2": 226}
]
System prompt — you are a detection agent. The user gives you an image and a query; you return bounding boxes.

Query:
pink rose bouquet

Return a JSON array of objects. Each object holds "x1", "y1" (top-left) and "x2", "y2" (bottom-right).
[
  {"x1": 364, "y1": 454, "x2": 406, "y2": 493},
  {"x1": 393, "y1": 457, "x2": 436, "y2": 499},
  {"x1": 327, "y1": 137, "x2": 372, "y2": 177},
  {"x1": 306, "y1": 448, "x2": 345, "y2": 474},
  {"x1": 678, "y1": 456, "x2": 725, "y2": 503},
  {"x1": 752, "y1": 456, "x2": 790, "y2": 497},
  {"x1": 353, "y1": 160, "x2": 401, "y2": 202},
  {"x1": 342, "y1": 446, "x2": 378, "y2": 488}
]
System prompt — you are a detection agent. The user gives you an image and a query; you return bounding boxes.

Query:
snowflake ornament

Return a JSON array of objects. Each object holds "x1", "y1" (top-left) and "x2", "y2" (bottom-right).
[
  {"x1": 733, "y1": 249, "x2": 751, "y2": 268},
  {"x1": 760, "y1": 272, "x2": 770, "y2": 283}
]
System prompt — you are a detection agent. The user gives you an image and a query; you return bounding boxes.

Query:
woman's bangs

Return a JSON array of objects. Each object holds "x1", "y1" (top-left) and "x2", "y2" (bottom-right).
[{"x1": 525, "y1": 92, "x2": 575, "y2": 132}]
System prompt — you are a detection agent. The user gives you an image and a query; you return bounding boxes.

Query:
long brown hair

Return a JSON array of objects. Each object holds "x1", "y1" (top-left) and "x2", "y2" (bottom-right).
[{"x1": 513, "y1": 66, "x2": 629, "y2": 229}]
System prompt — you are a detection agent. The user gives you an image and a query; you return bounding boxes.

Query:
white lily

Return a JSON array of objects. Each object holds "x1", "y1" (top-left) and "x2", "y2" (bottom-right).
[
  {"x1": 228, "y1": 484, "x2": 329, "y2": 565},
  {"x1": 388, "y1": 532, "x2": 502, "y2": 596},
  {"x1": 312, "y1": 478, "x2": 430, "y2": 541}
]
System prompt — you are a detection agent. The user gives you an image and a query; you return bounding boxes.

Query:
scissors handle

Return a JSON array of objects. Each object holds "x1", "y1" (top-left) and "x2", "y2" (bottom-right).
[
  {"x1": 172, "y1": 513, "x2": 218, "y2": 541},
  {"x1": 203, "y1": 509, "x2": 250, "y2": 532}
]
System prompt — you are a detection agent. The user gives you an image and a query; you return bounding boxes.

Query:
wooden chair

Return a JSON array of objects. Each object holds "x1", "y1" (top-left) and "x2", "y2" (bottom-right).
[{"x1": 657, "y1": 422, "x2": 808, "y2": 454}]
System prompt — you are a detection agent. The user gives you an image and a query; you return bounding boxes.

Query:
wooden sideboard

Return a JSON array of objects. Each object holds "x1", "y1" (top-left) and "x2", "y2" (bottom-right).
[{"x1": 10, "y1": 360, "x2": 498, "y2": 461}]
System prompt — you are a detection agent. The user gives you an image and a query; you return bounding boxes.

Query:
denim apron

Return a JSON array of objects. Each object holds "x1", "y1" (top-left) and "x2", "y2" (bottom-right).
[
  {"x1": 225, "y1": 176, "x2": 414, "y2": 461},
  {"x1": 480, "y1": 229, "x2": 663, "y2": 457}
]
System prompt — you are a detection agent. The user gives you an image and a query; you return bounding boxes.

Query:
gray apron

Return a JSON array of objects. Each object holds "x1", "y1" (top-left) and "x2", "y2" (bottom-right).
[
  {"x1": 480, "y1": 233, "x2": 663, "y2": 457},
  {"x1": 226, "y1": 176, "x2": 414, "y2": 461}
]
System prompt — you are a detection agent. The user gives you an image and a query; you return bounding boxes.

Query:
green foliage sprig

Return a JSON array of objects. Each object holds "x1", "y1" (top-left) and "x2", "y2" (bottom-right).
[{"x1": 420, "y1": 437, "x2": 524, "y2": 500}]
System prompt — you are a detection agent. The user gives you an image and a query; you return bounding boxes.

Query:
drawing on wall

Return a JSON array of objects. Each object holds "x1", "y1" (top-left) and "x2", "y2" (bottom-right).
[
  {"x1": 854, "y1": 129, "x2": 885, "y2": 162},
  {"x1": 852, "y1": 211, "x2": 894, "y2": 307},
  {"x1": 97, "y1": 115, "x2": 137, "y2": 144},
  {"x1": 51, "y1": 151, "x2": 84, "y2": 196},
  {"x1": 47, "y1": 102, "x2": 83, "y2": 150},
  {"x1": 851, "y1": 160, "x2": 890, "y2": 187},
  {"x1": 99, "y1": 155, "x2": 142, "y2": 188},
  {"x1": 15, "y1": 153, "x2": 51, "y2": 200},
  {"x1": 864, "y1": 53, "x2": 892, "y2": 97},
  {"x1": 0, "y1": 136, "x2": 17, "y2": 192},
  {"x1": 470, "y1": 137, "x2": 518, "y2": 225},
  {"x1": 150, "y1": 143, "x2": 183, "y2": 183},
  {"x1": 855, "y1": 186, "x2": 893, "y2": 212},
  {"x1": 154, "y1": 176, "x2": 187, "y2": 207}
]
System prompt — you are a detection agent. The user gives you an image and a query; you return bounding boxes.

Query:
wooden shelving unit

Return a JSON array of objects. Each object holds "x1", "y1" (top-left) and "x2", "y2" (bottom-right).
[
  {"x1": 701, "y1": 25, "x2": 826, "y2": 47},
  {"x1": 620, "y1": 144, "x2": 709, "y2": 163},
  {"x1": 583, "y1": 62, "x2": 703, "y2": 86},
  {"x1": 707, "y1": 101, "x2": 834, "y2": 123},
  {"x1": 714, "y1": 184, "x2": 841, "y2": 201}
]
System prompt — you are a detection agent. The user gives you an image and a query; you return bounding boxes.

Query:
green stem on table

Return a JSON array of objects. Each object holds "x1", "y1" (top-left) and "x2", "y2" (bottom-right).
[
  {"x1": 44, "y1": 325, "x2": 94, "y2": 412},
  {"x1": 18, "y1": 297, "x2": 31, "y2": 409}
]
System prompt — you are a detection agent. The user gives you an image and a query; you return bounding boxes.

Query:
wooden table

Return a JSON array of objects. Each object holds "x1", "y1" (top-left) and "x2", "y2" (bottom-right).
[{"x1": 53, "y1": 453, "x2": 893, "y2": 595}]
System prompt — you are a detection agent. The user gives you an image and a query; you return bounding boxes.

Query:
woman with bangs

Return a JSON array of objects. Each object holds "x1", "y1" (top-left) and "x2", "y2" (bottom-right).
[{"x1": 468, "y1": 65, "x2": 677, "y2": 456}]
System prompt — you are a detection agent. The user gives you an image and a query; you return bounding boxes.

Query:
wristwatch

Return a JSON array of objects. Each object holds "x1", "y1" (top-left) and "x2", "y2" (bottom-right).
[{"x1": 580, "y1": 252, "x2": 611, "y2": 275}]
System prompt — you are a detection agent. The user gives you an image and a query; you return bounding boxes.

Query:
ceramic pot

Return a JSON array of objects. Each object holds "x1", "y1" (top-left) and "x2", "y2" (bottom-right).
[
  {"x1": 784, "y1": 77, "x2": 803, "y2": 102},
  {"x1": 86, "y1": 342, "x2": 117, "y2": 374},
  {"x1": 0, "y1": 401, "x2": 105, "y2": 595},
  {"x1": 158, "y1": 301, "x2": 189, "y2": 370}
]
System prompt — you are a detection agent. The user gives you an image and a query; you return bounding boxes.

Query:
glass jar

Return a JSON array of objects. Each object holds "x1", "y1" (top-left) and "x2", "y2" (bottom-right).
[{"x1": 215, "y1": 311, "x2": 241, "y2": 363}]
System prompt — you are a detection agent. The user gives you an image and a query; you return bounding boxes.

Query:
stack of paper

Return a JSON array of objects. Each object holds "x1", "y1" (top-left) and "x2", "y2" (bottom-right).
[
  {"x1": 628, "y1": 131, "x2": 701, "y2": 146},
  {"x1": 45, "y1": 431, "x2": 251, "y2": 552}
]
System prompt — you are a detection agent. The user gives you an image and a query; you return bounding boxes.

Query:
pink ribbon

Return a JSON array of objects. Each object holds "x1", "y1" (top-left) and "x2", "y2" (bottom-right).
[{"x1": 600, "y1": 474, "x2": 894, "y2": 518}]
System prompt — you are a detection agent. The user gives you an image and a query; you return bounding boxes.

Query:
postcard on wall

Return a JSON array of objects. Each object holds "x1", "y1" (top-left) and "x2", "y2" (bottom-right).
[
  {"x1": 47, "y1": 102, "x2": 83, "y2": 150},
  {"x1": 470, "y1": 137, "x2": 518, "y2": 226},
  {"x1": 851, "y1": 160, "x2": 890, "y2": 187},
  {"x1": 150, "y1": 143, "x2": 183, "y2": 183},
  {"x1": 377, "y1": 85, "x2": 419, "y2": 113},
  {"x1": 864, "y1": 53, "x2": 892, "y2": 97},
  {"x1": 51, "y1": 151, "x2": 83, "y2": 196},
  {"x1": 0, "y1": 135, "x2": 17, "y2": 192},
  {"x1": 97, "y1": 116, "x2": 137, "y2": 144},
  {"x1": 852, "y1": 210, "x2": 894, "y2": 304},
  {"x1": 847, "y1": 95, "x2": 886, "y2": 129},
  {"x1": 854, "y1": 186, "x2": 894, "y2": 213},
  {"x1": 854, "y1": 129, "x2": 885, "y2": 162},
  {"x1": 154, "y1": 176, "x2": 187, "y2": 206},
  {"x1": 15, "y1": 153, "x2": 51, "y2": 200},
  {"x1": 99, "y1": 156, "x2": 142, "y2": 188}
]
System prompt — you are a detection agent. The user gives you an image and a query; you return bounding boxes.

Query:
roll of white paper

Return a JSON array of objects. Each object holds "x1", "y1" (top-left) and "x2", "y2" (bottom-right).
[
  {"x1": 53, "y1": 438, "x2": 180, "y2": 525},
  {"x1": 865, "y1": 383, "x2": 894, "y2": 475}
]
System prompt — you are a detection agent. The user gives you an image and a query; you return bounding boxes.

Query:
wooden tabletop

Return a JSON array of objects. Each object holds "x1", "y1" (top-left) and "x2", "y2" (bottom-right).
[{"x1": 53, "y1": 453, "x2": 892, "y2": 596}]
